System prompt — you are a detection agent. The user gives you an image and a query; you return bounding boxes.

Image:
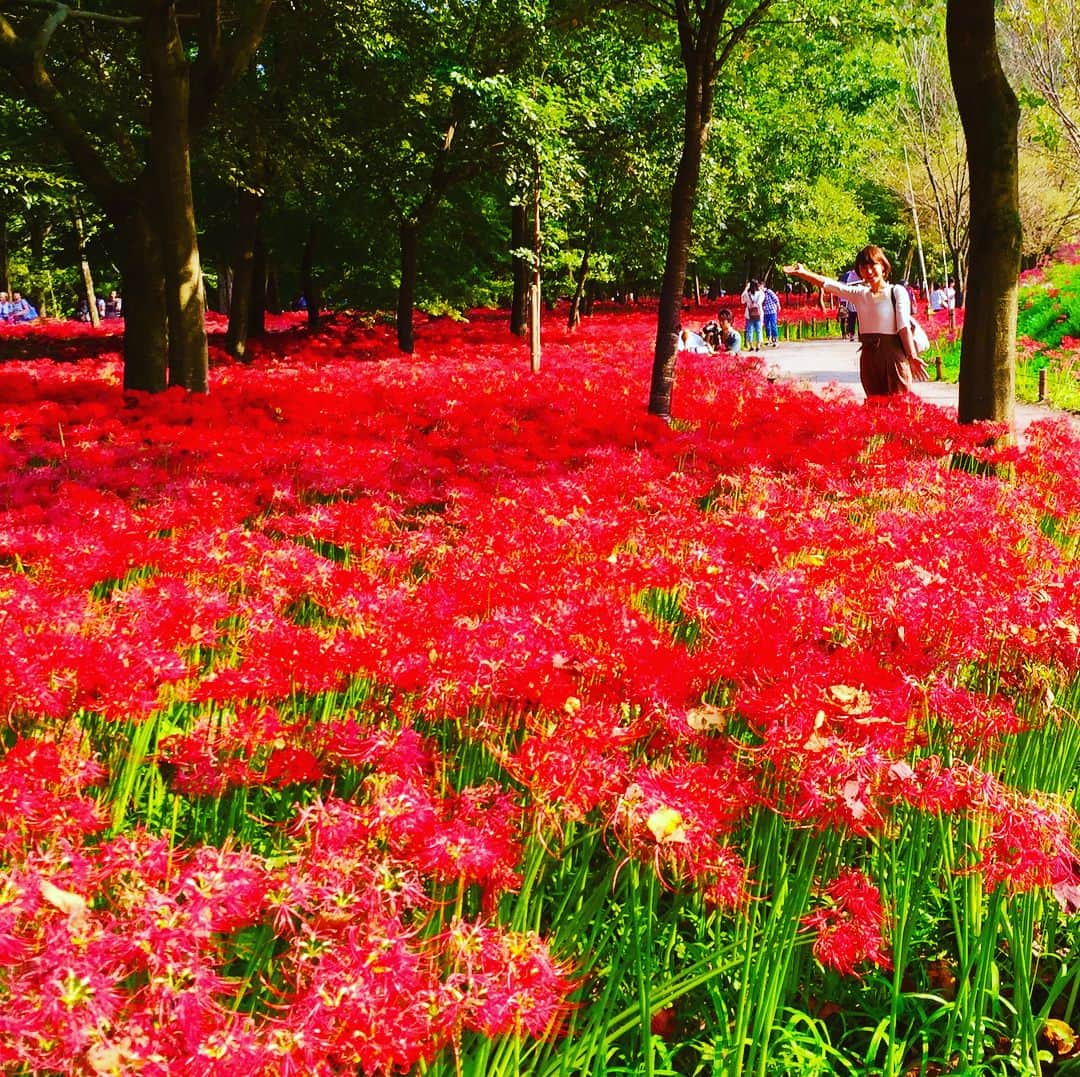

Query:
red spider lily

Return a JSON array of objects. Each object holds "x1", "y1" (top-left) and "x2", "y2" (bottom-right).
[
  {"x1": 802, "y1": 868, "x2": 892, "y2": 977},
  {"x1": 0, "y1": 737, "x2": 106, "y2": 845},
  {"x1": 2, "y1": 303, "x2": 1080, "y2": 1070},
  {"x1": 409, "y1": 783, "x2": 524, "y2": 902},
  {"x1": 442, "y1": 917, "x2": 576, "y2": 1038}
]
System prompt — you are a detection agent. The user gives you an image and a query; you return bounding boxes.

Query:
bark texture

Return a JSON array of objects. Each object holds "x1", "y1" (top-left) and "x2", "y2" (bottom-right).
[
  {"x1": 947, "y1": 0, "x2": 1021, "y2": 427},
  {"x1": 648, "y1": 51, "x2": 712, "y2": 418},
  {"x1": 510, "y1": 202, "x2": 529, "y2": 337},
  {"x1": 397, "y1": 222, "x2": 419, "y2": 353},
  {"x1": 147, "y1": 1, "x2": 208, "y2": 392},
  {"x1": 648, "y1": 0, "x2": 772, "y2": 419},
  {"x1": 227, "y1": 186, "x2": 262, "y2": 361}
]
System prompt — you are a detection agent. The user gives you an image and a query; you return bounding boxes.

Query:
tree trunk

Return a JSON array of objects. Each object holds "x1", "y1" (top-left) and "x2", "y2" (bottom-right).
[
  {"x1": 0, "y1": 206, "x2": 8, "y2": 293},
  {"x1": 119, "y1": 202, "x2": 169, "y2": 393},
  {"x1": 251, "y1": 233, "x2": 267, "y2": 332},
  {"x1": 649, "y1": 55, "x2": 711, "y2": 418},
  {"x1": 72, "y1": 200, "x2": 101, "y2": 328},
  {"x1": 397, "y1": 220, "x2": 418, "y2": 353},
  {"x1": 568, "y1": 245, "x2": 591, "y2": 329},
  {"x1": 219, "y1": 266, "x2": 233, "y2": 314},
  {"x1": 583, "y1": 279, "x2": 596, "y2": 316},
  {"x1": 263, "y1": 258, "x2": 277, "y2": 315},
  {"x1": 226, "y1": 184, "x2": 261, "y2": 360},
  {"x1": 147, "y1": 1, "x2": 208, "y2": 393},
  {"x1": 510, "y1": 201, "x2": 528, "y2": 337},
  {"x1": 947, "y1": 0, "x2": 1021, "y2": 427},
  {"x1": 301, "y1": 219, "x2": 321, "y2": 329}
]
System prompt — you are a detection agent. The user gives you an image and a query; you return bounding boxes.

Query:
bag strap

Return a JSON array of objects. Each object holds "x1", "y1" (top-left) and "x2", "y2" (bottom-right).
[{"x1": 890, "y1": 284, "x2": 903, "y2": 334}]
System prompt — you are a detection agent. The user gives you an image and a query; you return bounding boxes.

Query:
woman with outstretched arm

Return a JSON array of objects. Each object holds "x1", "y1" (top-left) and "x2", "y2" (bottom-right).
[{"x1": 784, "y1": 245, "x2": 928, "y2": 396}]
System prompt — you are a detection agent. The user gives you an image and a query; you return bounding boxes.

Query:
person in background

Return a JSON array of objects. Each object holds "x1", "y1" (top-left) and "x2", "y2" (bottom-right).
[
  {"x1": 929, "y1": 282, "x2": 945, "y2": 313},
  {"x1": 741, "y1": 278, "x2": 765, "y2": 351},
  {"x1": 762, "y1": 284, "x2": 781, "y2": 347},
  {"x1": 677, "y1": 325, "x2": 713, "y2": 354},
  {"x1": 0, "y1": 292, "x2": 11, "y2": 320},
  {"x1": 104, "y1": 290, "x2": 123, "y2": 319},
  {"x1": 783, "y1": 245, "x2": 928, "y2": 397},
  {"x1": 699, "y1": 316, "x2": 722, "y2": 351},
  {"x1": 838, "y1": 268, "x2": 859, "y2": 340},
  {"x1": 717, "y1": 308, "x2": 742, "y2": 354},
  {"x1": 902, "y1": 279, "x2": 918, "y2": 313},
  {"x1": 837, "y1": 297, "x2": 857, "y2": 342},
  {"x1": 8, "y1": 292, "x2": 38, "y2": 322}
]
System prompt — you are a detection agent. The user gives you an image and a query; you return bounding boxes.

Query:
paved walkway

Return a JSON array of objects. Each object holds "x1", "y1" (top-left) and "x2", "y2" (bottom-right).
[{"x1": 759, "y1": 337, "x2": 1080, "y2": 443}]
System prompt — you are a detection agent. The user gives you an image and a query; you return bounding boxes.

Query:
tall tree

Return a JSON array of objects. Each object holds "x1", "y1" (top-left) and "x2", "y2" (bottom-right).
[
  {"x1": 0, "y1": 0, "x2": 271, "y2": 392},
  {"x1": 647, "y1": 0, "x2": 775, "y2": 419},
  {"x1": 946, "y1": 0, "x2": 1021, "y2": 427}
]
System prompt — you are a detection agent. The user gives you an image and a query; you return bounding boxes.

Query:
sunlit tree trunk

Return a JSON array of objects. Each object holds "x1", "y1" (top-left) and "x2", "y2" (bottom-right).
[
  {"x1": 73, "y1": 199, "x2": 101, "y2": 328},
  {"x1": 947, "y1": 0, "x2": 1020, "y2": 427},
  {"x1": 147, "y1": 1, "x2": 208, "y2": 392},
  {"x1": 649, "y1": 51, "x2": 710, "y2": 418}
]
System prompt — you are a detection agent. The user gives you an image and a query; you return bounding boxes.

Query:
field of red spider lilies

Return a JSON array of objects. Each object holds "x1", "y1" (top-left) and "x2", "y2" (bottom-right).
[{"x1": 2, "y1": 305, "x2": 1080, "y2": 1075}]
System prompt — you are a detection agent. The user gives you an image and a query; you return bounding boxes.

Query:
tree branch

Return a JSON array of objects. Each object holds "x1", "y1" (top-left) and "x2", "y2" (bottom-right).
[{"x1": 2, "y1": 0, "x2": 141, "y2": 26}]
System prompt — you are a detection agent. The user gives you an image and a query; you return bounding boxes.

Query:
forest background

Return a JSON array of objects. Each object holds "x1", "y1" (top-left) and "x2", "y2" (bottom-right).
[{"x1": 1, "y1": 0, "x2": 1078, "y2": 359}]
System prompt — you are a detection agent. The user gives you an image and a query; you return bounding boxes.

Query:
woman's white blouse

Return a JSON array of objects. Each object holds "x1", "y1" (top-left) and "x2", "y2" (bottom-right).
[{"x1": 824, "y1": 280, "x2": 910, "y2": 335}]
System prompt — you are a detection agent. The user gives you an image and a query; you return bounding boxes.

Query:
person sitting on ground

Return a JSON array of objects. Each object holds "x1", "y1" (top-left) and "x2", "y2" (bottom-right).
[
  {"x1": 104, "y1": 290, "x2": 123, "y2": 319},
  {"x1": 8, "y1": 292, "x2": 38, "y2": 323},
  {"x1": 677, "y1": 325, "x2": 713, "y2": 354},
  {"x1": 699, "y1": 318, "x2": 722, "y2": 350},
  {"x1": 717, "y1": 308, "x2": 742, "y2": 354},
  {"x1": 784, "y1": 245, "x2": 928, "y2": 397},
  {"x1": 0, "y1": 292, "x2": 11, "y2": 321}
]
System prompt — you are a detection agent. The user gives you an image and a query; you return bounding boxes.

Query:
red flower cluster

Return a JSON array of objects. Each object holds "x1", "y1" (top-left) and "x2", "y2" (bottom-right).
[
  {"x1": 802, "y1": 869, "x2": 892, "y2": 976},
  {"x1": 1, "y1": 305, "x2": 1079, "y2": 1069}
]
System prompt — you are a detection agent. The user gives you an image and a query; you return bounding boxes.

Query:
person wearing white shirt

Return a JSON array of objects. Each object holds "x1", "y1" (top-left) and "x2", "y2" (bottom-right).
[
  {"x1": 783, "y1": 245, "x2": 928, "y2": 396},
  {"x1": 740, "y1": 279, "x2": 766, "y2": 350},
  {"x1": 677, "y1": 327, "x2": 713, "y2": 354}
]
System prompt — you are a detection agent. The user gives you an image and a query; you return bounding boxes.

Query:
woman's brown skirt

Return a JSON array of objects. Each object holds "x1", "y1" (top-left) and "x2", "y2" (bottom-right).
[{"x1": 858, "y1": 333, "x2": 913, "y2": 397}]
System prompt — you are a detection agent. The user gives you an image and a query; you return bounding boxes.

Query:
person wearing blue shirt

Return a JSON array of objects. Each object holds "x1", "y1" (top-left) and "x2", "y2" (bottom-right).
[
  {"x1": 717, "y1": 309, "x2": 742, "y2": 353},
  {"x1": 8, "y1": 292, "x2": 38, "y2": 322},
  {"x1": 0, "y1": 292, "x2": 11, "y2": 321},
  {"x1": 762, "y1": 286, "x2": 781, "y2": 347}
]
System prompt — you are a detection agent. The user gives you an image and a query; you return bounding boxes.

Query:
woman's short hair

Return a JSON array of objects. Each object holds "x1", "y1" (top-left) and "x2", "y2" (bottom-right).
[{"x1": 854, "y1": 245, "x2": 891, "y2": 277}]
